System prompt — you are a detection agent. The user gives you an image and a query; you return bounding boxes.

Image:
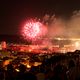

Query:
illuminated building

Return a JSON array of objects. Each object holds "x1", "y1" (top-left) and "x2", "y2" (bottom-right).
[{"x1": 1, "y1": 41, "x2": 7, "y2": 50}]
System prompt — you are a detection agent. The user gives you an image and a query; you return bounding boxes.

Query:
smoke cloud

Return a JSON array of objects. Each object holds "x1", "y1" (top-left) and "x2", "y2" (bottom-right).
[
  {"x1": 67, "y1": 10, "x2": 80, "y2": 38},
  {"x1": 43, "y1": 10, "x2": 80, "y2": 38}
]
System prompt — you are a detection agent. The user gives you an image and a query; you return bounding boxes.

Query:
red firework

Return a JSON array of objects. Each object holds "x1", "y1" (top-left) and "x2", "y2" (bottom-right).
[{"x1": 21, "y1": 19, "x2": 47, "y2": 40}]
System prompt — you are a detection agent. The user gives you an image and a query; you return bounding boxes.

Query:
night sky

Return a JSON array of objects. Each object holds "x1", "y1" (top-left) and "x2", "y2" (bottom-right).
[{"x1": 0, "y1": 0, "x2": 80, "y2": 35}]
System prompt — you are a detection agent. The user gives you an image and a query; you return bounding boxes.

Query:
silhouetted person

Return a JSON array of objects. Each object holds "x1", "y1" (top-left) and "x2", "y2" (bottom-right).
[
  {"x1": 51, "y1": 64, "x2": 68, "y2": 80},
  {"x1": 68, "y1": 60, "x2": 77, "y2": 80},
  {"x1": 17, "y1": 72, "x2": 37, "y2": 80},
  {"x1": 6, "y1": 64, "x2": 15, "y2": 80}
]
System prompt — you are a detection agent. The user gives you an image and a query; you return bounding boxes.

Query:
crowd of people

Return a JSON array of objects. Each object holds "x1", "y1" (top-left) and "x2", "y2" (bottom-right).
[{"x1": 0, "y1": 50, "x2": 80, "y2": 80}]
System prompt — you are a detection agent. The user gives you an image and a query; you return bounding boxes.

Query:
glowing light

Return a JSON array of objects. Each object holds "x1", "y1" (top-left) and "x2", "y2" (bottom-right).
[
  {"x1": 27, "y1": 64, "x2": 31, "y2": 68},
  {"x1": 21, "y1": 19, "x2": 47, "y2": 41},
  {"x1": 75, "y1": 42, "x2": 79, "y2": 47},
  {"x1": 1, "y1": 41, "x2": 7, "y2": 49},
  {"x1": 56, "y1": 38, "x2": 61, "y2": 40},
  {"x1": 34, "y1": 62, "x2": 42, "y2": 66},
  {"x1": 3, "y1": 60, "x2": 10, "y2": 67},
  {"x1": 29, "y1": 49, "x2": 32, "y2": 52},
  {"x1": 55, "y1": 38, "x2": 80, "y2": 41},
  {"x1": 15, "y1": 69, "x2": 20, "y2": 72},
  {"x1": 74, "y1": 41, "x2": 80, "y2": 50}
]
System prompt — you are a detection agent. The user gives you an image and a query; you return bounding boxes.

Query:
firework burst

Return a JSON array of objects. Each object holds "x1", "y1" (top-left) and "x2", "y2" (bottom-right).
[{"x1": 21, "y1": 19, "x2": 47, "y2": 41}]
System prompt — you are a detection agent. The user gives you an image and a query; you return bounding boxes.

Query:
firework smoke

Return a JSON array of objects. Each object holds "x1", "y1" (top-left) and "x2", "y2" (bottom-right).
[
  {"x1": 43, "y1": 11, "x2": 80, "y2": 38},
  {"x1": 21, "y1": 10, "x2": 80, "y2": 46},
  {"x1": 67, "y1": 10, "x2": 80, "y2": 38},
  {"x1": 41, "y1": 11, "x2": 80, "y2": 46},
  {"x1": 43, "y1": 14, "x2": 65, "y2": 38}
]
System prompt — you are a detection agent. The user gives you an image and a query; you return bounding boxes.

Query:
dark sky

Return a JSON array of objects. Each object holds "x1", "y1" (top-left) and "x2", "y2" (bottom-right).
[{"x1": 0, "y1": 0, "x2": 80, "y2": 35}]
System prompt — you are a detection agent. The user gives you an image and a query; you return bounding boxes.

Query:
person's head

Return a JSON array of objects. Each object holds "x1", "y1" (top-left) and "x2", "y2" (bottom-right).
[{"x1": 68, "y1": 60, "x2": 75, "y2": 69}]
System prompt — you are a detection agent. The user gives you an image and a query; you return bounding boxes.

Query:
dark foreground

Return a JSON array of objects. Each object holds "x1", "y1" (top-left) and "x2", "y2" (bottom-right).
[{"x1": 0, "y1": 50, "x2": 80, "y2": 80}]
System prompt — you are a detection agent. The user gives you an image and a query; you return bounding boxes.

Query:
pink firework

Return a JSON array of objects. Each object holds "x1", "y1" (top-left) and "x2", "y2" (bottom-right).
[{"x1": 21, "y1": 19, "x2": 47, "y2": 40}]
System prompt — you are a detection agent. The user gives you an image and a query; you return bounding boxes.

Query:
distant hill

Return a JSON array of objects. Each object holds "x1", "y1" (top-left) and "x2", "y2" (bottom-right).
[{"x1": 0, "y1": 35, "x2": 29, "y2": 44}]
